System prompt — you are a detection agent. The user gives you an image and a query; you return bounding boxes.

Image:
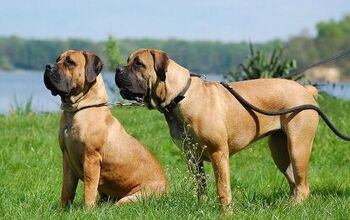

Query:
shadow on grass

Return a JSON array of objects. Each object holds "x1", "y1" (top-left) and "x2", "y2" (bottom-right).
[
  {"x1": 312, "y1": 185, "x2": 350, "y2": 198},
  {"x1": 47, "y1": 186, "x2": 350, "y2": 216},
  {"x1": 240, "y1": 185, "x2": 350, "y2": 208},
  {"x1": 237, "y1": 188, "x2": 289, "y2": 209}
]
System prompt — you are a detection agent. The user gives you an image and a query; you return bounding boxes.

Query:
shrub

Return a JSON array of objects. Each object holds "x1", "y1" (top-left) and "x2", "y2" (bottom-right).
[{"x1": 225, "y1": 43, "x2": 300, "y2": 81}]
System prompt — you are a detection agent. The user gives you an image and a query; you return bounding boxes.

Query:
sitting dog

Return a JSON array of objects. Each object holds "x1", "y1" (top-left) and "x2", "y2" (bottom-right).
[
  {"x1": 44, "y1": 50, "x2": 167, "y2": 208},
  {"x1": 115, "y1": 48, "x2": 323, "y2": 212}
]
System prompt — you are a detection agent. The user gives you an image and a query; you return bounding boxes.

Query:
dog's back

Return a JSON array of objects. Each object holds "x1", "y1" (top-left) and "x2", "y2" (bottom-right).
[{"x1": 304, "y1": 85, "x2": 318, "y2": 99}]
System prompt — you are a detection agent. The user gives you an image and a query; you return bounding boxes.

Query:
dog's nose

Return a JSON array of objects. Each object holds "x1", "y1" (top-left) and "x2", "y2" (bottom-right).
[
  {"x1": 45, "y1": 64, "x2": 54, "y2": 72},
  {"x1": 116, "y1": 67, "x2": 122, "y2": 74}
]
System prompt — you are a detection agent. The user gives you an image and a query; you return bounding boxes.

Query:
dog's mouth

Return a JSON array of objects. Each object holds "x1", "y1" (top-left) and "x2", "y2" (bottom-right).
[
  {"x1": 119, "y1": 88, "x2": 145, "y2": 103},
  {"x1": 44, "y1": 71, "x2": 59, "y2": 96},
  {"x1": 115, "y1": 69, "x2": 147, "y2": 103},
  {"x1": 44, "y1": 69, "x2": 71, "y2": 97}
]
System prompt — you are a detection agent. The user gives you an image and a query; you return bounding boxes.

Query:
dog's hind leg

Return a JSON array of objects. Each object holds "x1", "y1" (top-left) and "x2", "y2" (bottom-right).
[
  {"x1": 268, "y1": 131, "x2": 296, "y2": 195},
  {"x1": 115, "y1": 192, "x2": 143, "y2": 206},
  {"x1": 284, "y1": 111, "x2": 318, "y2": 203},
  {"x1": 115, "y1": 182, "x2": 166, "y2": 206}
]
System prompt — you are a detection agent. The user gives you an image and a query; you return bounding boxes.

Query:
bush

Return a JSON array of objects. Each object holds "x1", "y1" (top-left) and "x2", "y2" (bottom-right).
[{"x1": 225, "y1": 43, "x2": 300, "y2": 81}]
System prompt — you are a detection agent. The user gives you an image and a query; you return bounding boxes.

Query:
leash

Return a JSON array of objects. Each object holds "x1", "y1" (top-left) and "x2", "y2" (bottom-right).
[
  {"x1": 286, "y1": 48, "x2": 350, "y2": 78},
  {"x1": 220, "y1": 82, "x2": 350, "y2": 141},
  {"x1": 63, "y1": 102, "x2": 145, "y2": 113},
  {"x1": 108, "y1": 102, "x2": 145, "y2": 107}
]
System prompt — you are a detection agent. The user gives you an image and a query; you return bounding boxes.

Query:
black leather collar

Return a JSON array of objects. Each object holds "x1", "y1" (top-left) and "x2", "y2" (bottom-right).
[
  {"x1": 159, "y1": 77, "x2": 192, "y2": 114},
  {"x1": 61, "y1": 102, "x2": 109, "y2": 113}
]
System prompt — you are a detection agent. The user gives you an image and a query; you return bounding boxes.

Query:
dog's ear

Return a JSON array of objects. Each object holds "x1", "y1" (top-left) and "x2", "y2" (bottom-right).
[
  {"x1": 83, "y1": 52, "x2": 104, "y2": 83},
  {"x1": 150, "y1": 50, "x2": 169, "y2": 81}
]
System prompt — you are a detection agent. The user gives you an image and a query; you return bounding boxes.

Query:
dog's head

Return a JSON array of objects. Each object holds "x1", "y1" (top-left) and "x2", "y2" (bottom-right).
[
  {"x1": 44, "y1": 50, "x2": 103, "y2": 102},
  {"x1": 115, "y1": 48, "x2": 188, "y2": 109}
]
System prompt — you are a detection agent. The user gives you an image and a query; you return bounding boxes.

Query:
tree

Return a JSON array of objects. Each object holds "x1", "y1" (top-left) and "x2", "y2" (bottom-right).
[
  {"x1": 105, "y1": 36, "x2": 124, "y2": 71},
  {"x1": 0, "y1": 54, "x2": 12, "y2": 70}
]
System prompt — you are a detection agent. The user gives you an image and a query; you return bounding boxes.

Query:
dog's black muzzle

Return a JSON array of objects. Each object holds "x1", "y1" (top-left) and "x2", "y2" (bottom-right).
[
  {"x1": 44, "y1": 64, "x2": 71, "y2": 97},
  {"x1": 115, "y1": 67, "x2": 147, "y2": 102}
]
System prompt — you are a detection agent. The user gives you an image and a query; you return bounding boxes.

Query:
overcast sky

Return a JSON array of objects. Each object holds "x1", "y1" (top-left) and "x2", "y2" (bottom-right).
[{"x1": 0, "y1": 0, "x2": 349, "y2": 42}]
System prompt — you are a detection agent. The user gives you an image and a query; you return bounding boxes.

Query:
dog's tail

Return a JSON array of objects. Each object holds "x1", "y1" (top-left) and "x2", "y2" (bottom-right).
[{"x1": 304, "y1": 85, "x2": 319, "y2": 99}]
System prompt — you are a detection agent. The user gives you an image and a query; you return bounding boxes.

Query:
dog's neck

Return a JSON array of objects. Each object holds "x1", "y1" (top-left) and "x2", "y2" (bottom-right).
[
  {"x1": 153, "y1": 60, "x2": 191, "y2": 108},
  {"x1": 61, "y1": 75, "x2": 109, "y2": 113}
]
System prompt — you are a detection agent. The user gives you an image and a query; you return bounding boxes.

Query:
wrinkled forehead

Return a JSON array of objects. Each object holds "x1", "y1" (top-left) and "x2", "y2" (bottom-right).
[
  {"x1": 56, "y1": 50, "x2": 85, "y2": 64},
  {"x1": 127, "y1": 49, "x2": 150, "y2": 63}
]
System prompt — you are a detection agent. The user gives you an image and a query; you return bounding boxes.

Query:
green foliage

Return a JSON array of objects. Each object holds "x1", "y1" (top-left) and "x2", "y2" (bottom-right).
[
  {"x1": 0, "y1": 36, "x2": 104, "y2": 71},
  {"x1": 10, "y1": 96, "x2": 33, "y2": 115},
  {"x1": 0, "y1": 96, "x2": 350, "y2": 218},
  {"x1": 225, "y1": 43, "x2": 298, "y2": 81},
  {"x1": 286, "y1": 15, "x2": 350, "y2": 79},
  {"x1": 0, "y1": 15, "x2": 350, "y2": 79},
  {"x1": 0, "y1": 36, "x2": 278, "y2": 74},
  {"x1": 105, "y1": 36, "x2": 124, "y2": 71},
  {"x1": 0, "y1": 54, "x2": 12, "y2": 70}
]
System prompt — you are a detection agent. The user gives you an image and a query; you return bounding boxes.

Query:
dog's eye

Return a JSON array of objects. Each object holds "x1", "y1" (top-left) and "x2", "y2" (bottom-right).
[
  {"x1": 134, "y1": 60, "x2": 145, "y2": 67},
  {"x1": 65, "y1": 58, "x2": 76, "y2": 67}
]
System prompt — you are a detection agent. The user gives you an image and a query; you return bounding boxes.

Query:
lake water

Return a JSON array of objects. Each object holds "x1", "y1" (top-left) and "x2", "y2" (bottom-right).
[{"x1": 1, "y1": 70, "x2": 350, "y2": 114}]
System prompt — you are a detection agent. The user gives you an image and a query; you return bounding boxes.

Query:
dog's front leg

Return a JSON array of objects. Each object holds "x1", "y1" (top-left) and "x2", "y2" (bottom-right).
[
  {"x1": 210, "y1": 149, "x2": 232, "y2": 213},
  {"x1": 60, "y1": 151, "x2": 79, "y2": 208},
  {"x1": 83, "y1": 149, "x2": 101, "y2": 208}
]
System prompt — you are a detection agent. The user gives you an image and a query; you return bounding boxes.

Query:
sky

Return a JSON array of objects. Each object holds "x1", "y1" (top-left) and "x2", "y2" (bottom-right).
[{"x1": 0, "y1": 0, "x2": 349, "y2": 42}]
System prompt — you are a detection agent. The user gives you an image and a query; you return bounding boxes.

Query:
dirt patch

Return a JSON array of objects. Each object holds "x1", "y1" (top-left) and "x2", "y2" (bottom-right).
[{"x1": 304, "y1": 67, "x2": 340, "y2": 82}]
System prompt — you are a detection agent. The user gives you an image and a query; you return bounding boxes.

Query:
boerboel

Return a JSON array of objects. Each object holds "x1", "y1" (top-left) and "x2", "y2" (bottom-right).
[
  {"x1": 115, "y1": 48, "x2": 321, "y2": 212},
  {"x1": 44, "y1": 50, "x2": 167, "y2": 208}
]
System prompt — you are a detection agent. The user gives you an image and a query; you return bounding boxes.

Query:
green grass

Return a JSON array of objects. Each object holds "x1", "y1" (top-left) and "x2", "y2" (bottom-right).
[{"x1": 0, "y1": 94, "x2": 350, "y2": 219}]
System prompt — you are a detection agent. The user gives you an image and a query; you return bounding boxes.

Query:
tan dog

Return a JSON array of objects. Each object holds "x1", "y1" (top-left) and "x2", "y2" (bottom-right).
[
  {"x1": 44, "y1": 50, "x2": 167, "y2": 208},
  {"x1": 115, "y1": 48, "x2": 320, "y2": 212}
]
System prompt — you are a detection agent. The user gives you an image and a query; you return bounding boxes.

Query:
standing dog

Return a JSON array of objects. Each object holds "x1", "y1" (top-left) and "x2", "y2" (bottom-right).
[
  {"x1": 115, "y1": 48, "x2": 321, "y2": 212},
  {"x1": 44, "y1": 50, "x2": 167, "y2": 208}
]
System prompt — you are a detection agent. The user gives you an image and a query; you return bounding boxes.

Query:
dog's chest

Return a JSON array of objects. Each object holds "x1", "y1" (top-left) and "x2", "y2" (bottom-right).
[
  {"x1": 165, "y1": 114, "x2": 210, "y2": 160},
  {"x1": 166, "y1": 117, "x2": 184, "y2": 145},
  {"x1": 62, "y1": 125, "x2": 84, "y2": 178}
]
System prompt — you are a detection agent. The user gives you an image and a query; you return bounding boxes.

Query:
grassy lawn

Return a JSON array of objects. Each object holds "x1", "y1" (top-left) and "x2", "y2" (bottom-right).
[{"x1": 0, "y1": 94, "x2": 349, "y2": 219}]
